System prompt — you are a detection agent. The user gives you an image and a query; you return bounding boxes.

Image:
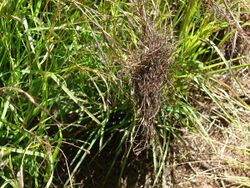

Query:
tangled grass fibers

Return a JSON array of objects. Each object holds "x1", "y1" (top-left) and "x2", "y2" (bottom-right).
[{"x1": 128, "y1": 30, "x2": 173, "y2": 151}]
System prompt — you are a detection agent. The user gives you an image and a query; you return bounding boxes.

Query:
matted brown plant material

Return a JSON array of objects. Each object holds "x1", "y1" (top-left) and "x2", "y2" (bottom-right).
[{"x1": 127, "y1": 29, "x2": 173, "y2": 151}]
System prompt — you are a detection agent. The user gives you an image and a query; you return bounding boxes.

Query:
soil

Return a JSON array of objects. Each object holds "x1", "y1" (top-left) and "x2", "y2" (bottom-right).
[{"x1": 167, "y1": 125, "x2": 250, "y2": 188}]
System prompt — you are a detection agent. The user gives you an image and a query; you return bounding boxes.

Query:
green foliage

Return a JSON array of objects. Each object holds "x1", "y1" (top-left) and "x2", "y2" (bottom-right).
[{"x1": 0, "y1": 0, "x2": 249, "y2": 187}]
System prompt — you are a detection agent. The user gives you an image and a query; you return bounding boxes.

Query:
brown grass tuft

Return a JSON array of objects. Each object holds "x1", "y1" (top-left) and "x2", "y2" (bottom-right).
[{"x1": 128, "y1": 30, "x2": 173, "y2": 150}]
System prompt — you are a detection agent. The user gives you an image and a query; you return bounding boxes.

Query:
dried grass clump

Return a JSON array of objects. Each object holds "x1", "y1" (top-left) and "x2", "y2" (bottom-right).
[{"x1": 128, "y1": 31, "x2": 173, "y2": 148}]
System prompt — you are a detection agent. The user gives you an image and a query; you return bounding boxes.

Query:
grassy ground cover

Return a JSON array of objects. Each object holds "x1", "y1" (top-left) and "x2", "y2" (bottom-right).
[{"x1": 0, "y1": 0, "x2": 250, "y2": 187}]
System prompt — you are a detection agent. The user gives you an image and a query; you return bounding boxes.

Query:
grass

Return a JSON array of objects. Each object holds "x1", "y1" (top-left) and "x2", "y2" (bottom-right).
[{"x1": 0, "y1": 0, "x2": 250, "y2": 187}]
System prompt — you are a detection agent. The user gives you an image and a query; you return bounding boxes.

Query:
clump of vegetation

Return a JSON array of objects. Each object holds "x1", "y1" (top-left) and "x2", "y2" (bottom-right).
[
  {"x1": 128, "y1": 19, "x2": 173, "y2": 152},
  {"x1": 0, "y1": 0, "x2": 249, "y2": 187}
]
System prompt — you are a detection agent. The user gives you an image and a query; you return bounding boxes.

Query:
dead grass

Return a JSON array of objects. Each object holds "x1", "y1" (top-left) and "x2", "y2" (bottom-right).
[
  {"x1": 126, "y1": 25, "x2": 173, "y2": 152},
  {"x1": 168, "y1": 120, "x2": 250, "y2": 187},
  {"x1": 167, "y1": 74, "x2": 250, "y2": 187}
]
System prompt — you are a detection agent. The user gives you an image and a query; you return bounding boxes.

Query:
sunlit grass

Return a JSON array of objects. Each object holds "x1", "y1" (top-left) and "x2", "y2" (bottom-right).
[{"x1": 0, "y1": 0, "x2": 249, "y2": 187}]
